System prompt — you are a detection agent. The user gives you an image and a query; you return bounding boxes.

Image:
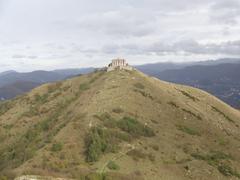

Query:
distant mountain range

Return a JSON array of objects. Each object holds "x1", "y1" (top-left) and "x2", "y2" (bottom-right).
[
  {"x1": 0, "y1": 68, "x2": 94, "y2": 100},
  {"x1": 135, "y1": 58, "x2": 240, "y2": 75},
  {"x1": 153, "y1": 63, "x2": 240, "y2": 108},
  {"x1": 0, "y1": 58, "x2": 239, "y2": 108}
]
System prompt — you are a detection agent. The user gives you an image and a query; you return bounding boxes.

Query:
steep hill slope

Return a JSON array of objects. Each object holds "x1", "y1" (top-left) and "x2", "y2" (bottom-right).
[{"x1": 0, "y1": 70, "x2": 240, "y2": 180}]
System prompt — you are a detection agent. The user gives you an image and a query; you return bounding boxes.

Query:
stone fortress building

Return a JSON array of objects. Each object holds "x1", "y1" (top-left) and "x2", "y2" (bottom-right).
[{"x1": 107, "y1": 58, "x2": 133, "y2": 72}]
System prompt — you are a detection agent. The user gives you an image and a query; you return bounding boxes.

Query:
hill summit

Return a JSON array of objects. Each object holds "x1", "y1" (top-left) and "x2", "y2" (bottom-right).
[{"x1": 0, "y1": 68, "x2": 240, "y2": 180}]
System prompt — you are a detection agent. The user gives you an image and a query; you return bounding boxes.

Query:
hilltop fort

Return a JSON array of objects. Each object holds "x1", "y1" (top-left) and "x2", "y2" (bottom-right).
[{"x1": 107, "y1": 58, "x2": 133, "y2": 72}]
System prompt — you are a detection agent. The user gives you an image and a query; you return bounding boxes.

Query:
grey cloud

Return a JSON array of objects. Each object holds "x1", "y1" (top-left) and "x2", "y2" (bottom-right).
[
  {"x1": 12, "y1": 54, "x2": 26, "y2": 59},
  {"x1": 209, "y1": 0, "x2": 240, "y2": 25},
  {"x1": 27, "y1": 55, "x2": 38, "y2": 59},
  {"x1": 102, "y1": 40, "x2": 240, "y2": 56},
  {"x1": 77, "y1": 10, "x2": 157, "y2": 37}
]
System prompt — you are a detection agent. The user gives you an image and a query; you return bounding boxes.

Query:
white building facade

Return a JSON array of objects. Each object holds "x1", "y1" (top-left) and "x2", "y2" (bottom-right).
[{"x1": 107, "y1": 58, "x2": 133, "y2": 72}]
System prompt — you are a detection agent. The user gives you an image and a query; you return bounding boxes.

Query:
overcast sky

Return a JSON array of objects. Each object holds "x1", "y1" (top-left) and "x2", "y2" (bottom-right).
[{"x1": 0, "y1": 0, "x2": 240, "y2": 72}]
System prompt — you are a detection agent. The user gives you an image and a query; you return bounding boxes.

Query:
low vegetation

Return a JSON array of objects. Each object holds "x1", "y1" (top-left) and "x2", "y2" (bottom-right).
[
  {"x1": 218, "y1": 164, "x2": 240, "y2": 177},
  {"x1": 177, "y1": 89, "x2": 199, "y2": 102},
  {"x1": 47, "y1": 82, "x2": 62, "y2": 93},
  {"x1": 86, "y1": 115, "x2": 154, "y2": 162},
  {"x1": 3, "y1": 124, "x2": 13, "y2": 130},
  {"x1": 176, "y1": 125, "x2": 200, "y2": 136},
  {"x1": 51, "y1": 142, "x2": 63, "y2": 152},
  {"x1": 112, "y1": 107, "x2": 124, "y2": 114},
  {"x1": 21, "y1": 106, "x2": 39, "y2": 117},
  {"x1": 150, "y1": 144, "x2": 159, "y2": 151},
  {"x1": 181, "y1": 108, "x2": 202, "y2": 120},
  {"x1": 127, "y1": 149, "x2": 147, "y2": 161},
  {"x1": 79, "y1": 82, "x2": 90, "y2": 91},
  {"x1": 133, "y1": 89, "x2": 154, "y2": 100},
  {"x1": 117, "y1": 117, "x2": 155, "y2": 137},
  {"x1": 134, "y1": 82, "x2": 145, "y2": 90},
  {"x1": 0, "y1": 98, "x2": 75, "y2": 170},
  {"x1": 168, "y1": 101, "x2": 179, "y2": 108},
  {"x1": 107, "y1": 161, "x2": 120, "y2": 170},
  {"x1": 191, "y1": 151, "x2": 240, "y2": 178},
  {"x1": 211, "y1": 106, "x2": 235, "y2": 123},
  {"x1": 167, "y1": 101, "x2": 202, "y2": 120},
  {"x1": 34, "y1": 93, "x2": 49, "y2": 104},
  {"x1": 85, "y1": 127, "x2": 120, "y2": 162},
  {"x1": 0, "y1": 101, "x2": 12, "y2": 116}
]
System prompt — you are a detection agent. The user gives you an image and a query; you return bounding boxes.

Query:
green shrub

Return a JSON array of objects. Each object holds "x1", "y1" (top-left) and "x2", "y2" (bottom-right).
[
  {"x1": 127, "y1": 149, "x2": 146, "y2": 161},
  {"x1": 3, "y1": 124, "x2": 13, "y2": 130},
  {"x1": 133, "y1": 89, "x2": 154, "y2": 100},
  {"x1": 112, "y1": 108, "x2": 124, "y2": 114},
  {"x1": 48, "y1": 82, "x2": 62, "y2": 93},
  {"x1": 177, "y1": 125, "x2": 200, "y2": 136},
  {"x1": 0, "y1": 176, "x2": 8, "y2": 180},
  {"x1": 79, "y1": 83, "x2": 90, "y2": 91},
  {"x1": 211, "y1": 106, "x2": 235, "y2": 123},
  {"x1": 0, "y1": 101, "x2": 12, "y2": 116},
  {"x1": 94, "y1": 113, "x2": 117, "y2": 128},
  {"x1": 85, "y1": 173, "x2": 106, "y2": 180},
  {"x1": 177, "y1": 89, "x2": 199, "y2": 101},
  {"x1": 34, "y1": 93, "x2": 48, "y2": 104},
  {"x1": 191, "y1": 151, "x2": 231, "y2": 166},
  {"x1": 134, "y1": 83, "x2": 145, "y2": 89},
  {"x1": 181, "y1": 108, "x2": 202, "y2": 120},
  {"x1": 86, "y1": 116, "x2": 154, "y2": 162},
  {"x1": 168, "y1": 101, "x2": 179, "y2": 108},
  {"x1": 151, "y1": 144, "x2": 159, "y2": 151},
  {"x1": 117, "y1": 117, "x2": 155, "y2": 137},
  {"x1": 148, "y1": 153, "x2": 155, "y2": 162},
  {"x1": 51, "y1": 142, "x2": 63, "y2": 152},
  {"x1": 218, "y1": 164, "x2": 240, "y2": 178},
  {"x1": 0, "y1": 97, "x2": 75, "y2": 171},
  {"x1": 85, "y1": 127, "x2": 119, "y2": 162},
  {"x1": 107, "y1": 161, "x2": 120, "y2": 170},
  {"x1": 22, "y1": 106, "x2": 39, "y2": 117},
  {"x1": 93, "y1": 113, "x2": 112, "y2": 121}
]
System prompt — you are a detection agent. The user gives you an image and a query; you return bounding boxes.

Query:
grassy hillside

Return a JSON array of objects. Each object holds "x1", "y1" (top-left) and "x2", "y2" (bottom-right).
[{"x1": 0, "y1": 69, "x2": 240, "y2": 180}]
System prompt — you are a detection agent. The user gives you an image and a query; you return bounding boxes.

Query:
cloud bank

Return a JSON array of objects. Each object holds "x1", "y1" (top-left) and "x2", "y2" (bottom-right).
[{"x1": 0, "y1": 0, "x2": 239, "y2": 71}]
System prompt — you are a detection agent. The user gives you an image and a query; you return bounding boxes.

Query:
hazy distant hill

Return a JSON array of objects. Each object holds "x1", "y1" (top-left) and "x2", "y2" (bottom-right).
[
  {"x1": 0, "y1": 81, "x2": 41, "y2": 100},
  {"x1": 0, "y1": 68, "x2": 95, "y2": 100},
  {"x1": 135, "y1": 58, "x2": 240, "y2": 75},
  {"x1": 0, "y1": 68, "x2": 95, "y2": 88},
  {"x1": 0, "y1": 71, "x2": 66, "y2": 88},
  {"x1": 156, "y1": 63, "x2": 240, "y2": 108},
  {"x1": 0, "y1": 69, "x2": 240, "y2": 180}
]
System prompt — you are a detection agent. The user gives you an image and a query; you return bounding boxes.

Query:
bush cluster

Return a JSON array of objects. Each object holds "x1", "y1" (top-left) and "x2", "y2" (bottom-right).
[
  {"x1": 51, "y1": 142, "x2": 63, "y2": 152},
  {"x1": 117, "y1": 117, "x2": 155, "y2": 137},
  {"x1": 191, "y1": 151, "x2": 240, "y2": 177},
  {"x1": 211, "y1": 106, "x2": 235, "y2": 123},
  {"x1": 85, "y1": 127, "x2": 120, "y2": 162},
  {"x1": 86, "y1": 115, "x2": 155, "y2": 162},
  {"x1": 107, "y1": 161, "x2": 120, "y2": 170},
  {"x1": 177, "y1": 125, "x2": 200, "y2": 136},
  {"x1": 177, "y1": 89, "x2": 199, "y2": 102},
  {"x1": 134, "y1": 83, "x2": 145, "y2": 90},
  {"x1": 0, "y1": 101, "x2": 12, "y2": 116},
  {"x1": 112, "y1": 108, "x2": 124, "y2": 114}
]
